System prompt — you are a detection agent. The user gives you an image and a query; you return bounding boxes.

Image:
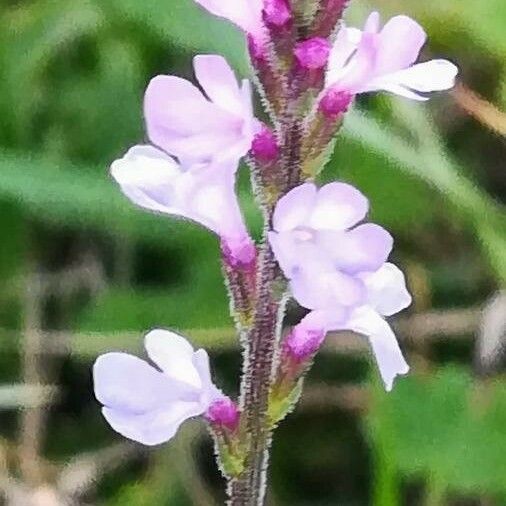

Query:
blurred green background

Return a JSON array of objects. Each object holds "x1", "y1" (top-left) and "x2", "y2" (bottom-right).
[{"x1": 0, "y1": 0, "x2": 505, "y2": 504}]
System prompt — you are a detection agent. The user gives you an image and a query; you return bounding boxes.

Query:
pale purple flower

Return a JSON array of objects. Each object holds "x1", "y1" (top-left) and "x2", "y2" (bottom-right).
[
  {"x1": 93, "y1": 329, "x2": 221, "y2": 446},
  {"x1": 268, "y1": 182, "x2": 393, "y2": 302},
  {"x1": 111, "y1": 145, "x2": 250, "y2": 258},
  {"x1": 194, "y1": 0, "x2": 264, "y2": 41},
  {"x1": 325, "y1": 12, "x2": 458, "y2": 101},
  {"x1": 144, "y1": 55, "x2": 258, "y2": 165},
  {"x1": 268, "y1": 182, "x2": 411, "y2": 390},
  {"x1": 298, "y1": 263, "x2": 412, "y2": 391}
]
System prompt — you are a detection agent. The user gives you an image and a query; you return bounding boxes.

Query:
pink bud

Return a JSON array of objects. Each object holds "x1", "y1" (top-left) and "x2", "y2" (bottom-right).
[
  {"x1": 263, "y1": 0, "x2": 292, "y2": 27},
  {"x1": 283, "y1": 325, "x2": 326, "y2": 363},
  {"x1": 206, "y1": 397, "x2": 240, "y2": 431},
  {"x1": 222, "y1": 236, "x2": 257, "y2": 269},
  {"x1": 294, "y1": 37, "x2": 331, "y2": 70},
  {"x1": 251, "y1": 126, "x2": 280, "y2": 164},
  {"x1": 319, "y1": 88, "x2": 353, "y2": 118}
]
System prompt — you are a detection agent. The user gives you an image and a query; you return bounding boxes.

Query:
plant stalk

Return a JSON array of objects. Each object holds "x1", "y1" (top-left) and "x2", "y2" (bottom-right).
[{"x1": 228, "y1": 241, "x2": 285, "y2": 505}]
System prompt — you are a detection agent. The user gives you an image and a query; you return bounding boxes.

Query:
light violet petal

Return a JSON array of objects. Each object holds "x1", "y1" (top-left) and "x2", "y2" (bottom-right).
[
  {"x1": 93, "y1": 353, "x2": 186, "y2": 413},
  {"x1": 360, "y1": 263, "x2": 412, "y2": 316},
  {"x1": 110, "y1": 146, "x2": 183, "y2": 215},
  {"x1": 144, "y1": 75, "x2": 238, "y2": 161},
  {"x1": 363, "y1": 11, "x2": 381, "y2": 34},
  {"x1": 299, "y1": 308, "x2": 350, "y2": 332},
  {"x1": 193, "y1": 55, "x2": 244, "y2": 115},
  {"x1": 273, "y1": 183, "x2": 318, "y2": 232},
  {"x1": 329, "y1": 31, "x2": 378, "y2": 93},
  {"x1": 318, "y1": 224, "x2": 393, "y2": 274},
  {"x1": 184, "y1": 162, "x2": 248, "y2": 239},
  {"x1": 192, "y1": 349, "x2": 221, "y2": 407},
  {"x1": 144, "y1": 329, "x2": 202, "y2": 389},
  {"x1": 193, "y1": 0, "x2": 264, "y2": 37},
  {"x1": 344, "y1": 306, "x2": 409, "y2": 391},
  {"x1": 362, "y1": 81, "x2": 430, "y2": 100},
  {"x1": 370, "y1": 59, "x2": 458, "y2": 95},
  {"x1": 374, "y1": 15, "x2": 426, "y2": 75},
  {"x1": 102, "y1": 400, "x2": 203, "y2": 446},
  {"x1": 309, "y1": 182, "x2": 369, "y2": 231},
  {"x1": 326, "y1": 26, "x2": 362, "y2": 87},
  {"x1": 290, "y1": 264, "x2": 366, "y2": 310},
  {"x1": 268, "y1": 231, "x2": 299, "y2": 278}
]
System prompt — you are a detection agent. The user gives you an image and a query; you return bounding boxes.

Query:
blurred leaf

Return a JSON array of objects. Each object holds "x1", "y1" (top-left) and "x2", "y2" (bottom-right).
[
  {"x1": 367, "y1": 366, "x2": 506, "y2": 496},
  {"x1": 108, "y1": 0, "x2": 248, "y2": 72}
]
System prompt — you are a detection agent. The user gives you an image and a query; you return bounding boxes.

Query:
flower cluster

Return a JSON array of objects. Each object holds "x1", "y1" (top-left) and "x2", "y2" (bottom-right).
[{"x1": 93, "y1": 0, "x2": 457, "y2": 483}]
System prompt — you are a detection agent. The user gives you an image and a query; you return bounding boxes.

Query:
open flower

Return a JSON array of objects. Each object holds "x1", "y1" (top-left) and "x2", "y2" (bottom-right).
[
  {"x1": 144, "y1": 54, "x2": 258, "y2": 165},
  {"x1": 111, "y1": 145, "x2": 251, "y2": 258},
  {"x1": 269, "y1": 182, "x2": 411, "y2": 390},
  {"x1": 194, "y1": 0, "x2": 264, "y2": 41},
  {"x1": 325, "y1": 12, "x2": 458, "y2": 101},
  {"x1": 298, "y1": 263, "x2": 412, "y2": 391},
  {"x1": 93, "y1": 330, "x2": 221, "y2": 445},
  {"x1": 268, "y1": 182, "x2": 393, "y2": 311}
]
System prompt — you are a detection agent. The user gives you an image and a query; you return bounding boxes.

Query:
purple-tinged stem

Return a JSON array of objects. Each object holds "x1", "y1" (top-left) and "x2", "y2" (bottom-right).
[{"x1": 228, "y1": 240, "x2": 286, "y2": 505}]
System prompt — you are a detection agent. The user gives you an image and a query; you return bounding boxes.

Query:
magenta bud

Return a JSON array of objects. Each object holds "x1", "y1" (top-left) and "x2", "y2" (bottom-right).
[
  {"x1": 251, "y1": 126, "x2": 280, "y2": 164},
  {"x1": 222, "y1": 236, "x2": 257, "y2": 270},
  {"x1": 206, "y1": 397, "x2": 240, "y2": 431},
  {"x1": 263, "y1": 0, "x2": 292, "y2": 28},
  {"x1": 294, "y1": 37, "x2": 331, "y2": 70},
  {"x1": 283, "y1": 326, "x2": 326, "y2": 363},
  {"x1": 319, "y1": 87, "x2": 353, "y2": 118}
]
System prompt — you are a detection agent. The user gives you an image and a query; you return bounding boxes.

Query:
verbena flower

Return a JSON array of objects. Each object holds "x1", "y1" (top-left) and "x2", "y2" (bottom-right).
[
  {"x1": 93, "y1": 330, "x2": 222, "y2": 445},
  {"x1": 269, "y1": 182, "x2": 411, "y2": 390},
  {"x1": 144, "y1": 55, "x2": 258, "y2": 165},
  {"x1": 111, "y1": 145, "x2": 250, "y2": 253},
  {"x1": 299, "y1": 263, "x2": 412, "y2": 391},
  {"x1": 268, "y1": 182, "x2": 392, "y2": 288},
  {"x1": 325, "y1": 12, "x2": 458, "y2": 101}
]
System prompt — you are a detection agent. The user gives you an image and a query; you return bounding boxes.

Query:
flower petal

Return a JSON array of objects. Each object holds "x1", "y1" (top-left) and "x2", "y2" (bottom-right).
[
  {"x1": 193, "y1": 0, "x2": 264, "y2": 37},
  {"x1": 318, "y1": 224, "x2": 393, "y2": 274},
  {"x1": 291, "y1": 263, "x2": 366, "y2": 310},
  {"x1": 360, "y1": 263, "x2": 412, "y2": 316},
  {"x1": 273, "y1": 183, "x2": 318, "y2": 232},
  {"x1": 344, "y1": 306, "x2": 409, "y2": 391},
  {"x1": 326, "y1": 25, "x2": 362, "y2": 86},
  {"x1": 309, "y1": 182, "x2": 369, "y2": 231},
  {"x1": 110, "y1": 145, "x2": 183, "y2": 215},
  {"x1": 145, "y1": 330, "x2": 203, "y2": 389},
  {"x1": 328, "y1": 31, "x2": 378, "y2": 93},
  {"x1": 369, "y1": 59, "x2": 458, "y2": 95},
  {"x1": 184, "y1": 162, "x2": 248, "y2": 239},
  {"x1": 102, "y1": 400, "x2": 204, "y2": 446},
  {"x1": 93, "y1": 353, "x2": 190, "y2": 413},
  {"x1": 144, "y1": 75, "x2": 238, "y2": 163},
  {"x1": 374, "y1": 15, "x2": 426, "y2": 75},
  {"x1": 192, "y1": 349, "x2": 221, "y2": 406},
  {"x1": 193, "y1": 54, "x2": 245, "y2": 116}
]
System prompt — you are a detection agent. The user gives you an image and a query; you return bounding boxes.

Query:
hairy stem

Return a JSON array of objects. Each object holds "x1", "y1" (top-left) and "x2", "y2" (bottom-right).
[{"x1": 228, "y1": 240, "x2": 285, "y2": 505}]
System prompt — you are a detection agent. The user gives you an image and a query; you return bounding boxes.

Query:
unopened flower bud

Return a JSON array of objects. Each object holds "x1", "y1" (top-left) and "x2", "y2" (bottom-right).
[
  {"x1": 283, "y1": 325, "x2": 325, "y2": 364},
  {"x1": 221, "y1": 236, "x2": 256, "y2": 270},
  {"x1": 294, "y1": 37, "x2": 331, "y2": 70},
  {"x1": 251, "y1": 126, "x2": 280, "y2": 164},
  {"x1": 319, "y1": 88, "x2": 353, "y2": 118},
  {"x1": 206, "y1": 397, "x2": 240, "y2": 432},
  {"x1": 263, "y1": 0, "x2": 292, "y2": 28}
]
